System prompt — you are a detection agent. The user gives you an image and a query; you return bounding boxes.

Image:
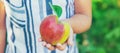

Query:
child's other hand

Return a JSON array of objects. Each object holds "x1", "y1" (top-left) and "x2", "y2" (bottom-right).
[{"x1": 38, "y1": 26, "x2": 74, "y2": 51}]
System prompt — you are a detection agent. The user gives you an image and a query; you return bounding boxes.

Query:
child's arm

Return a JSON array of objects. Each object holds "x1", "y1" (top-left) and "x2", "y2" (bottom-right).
[
  {"x1": 0, "y1": 0, "x2": 6, "y2": 53},
  {"x1": 41, "y1": 0, "x2": 92, "y2": 51},
  {"x1": 66, "y1": 0, "x2": 92, "y2": 34}
]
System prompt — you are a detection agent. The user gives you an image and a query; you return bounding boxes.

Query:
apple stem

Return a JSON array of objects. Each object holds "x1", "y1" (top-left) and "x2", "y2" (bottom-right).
[{"x1": 49, "y1": 2, "x2": 59, "y2": 19}]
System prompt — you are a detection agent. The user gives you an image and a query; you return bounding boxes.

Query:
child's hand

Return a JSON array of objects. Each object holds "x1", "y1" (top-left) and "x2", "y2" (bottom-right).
[{"x1": 39, "y1": 26, "x2": 74, "y2": 51}]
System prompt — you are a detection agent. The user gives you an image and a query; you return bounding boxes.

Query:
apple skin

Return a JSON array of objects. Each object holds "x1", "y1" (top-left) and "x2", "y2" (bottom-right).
[{"x1": 40, "y1": 15, "x2": 70, "y2": 45}]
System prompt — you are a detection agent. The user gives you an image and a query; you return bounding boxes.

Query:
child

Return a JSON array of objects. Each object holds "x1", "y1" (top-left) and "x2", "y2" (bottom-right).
[{"x1": 0, "y1": 0, "x2": 91, "y2": 53}]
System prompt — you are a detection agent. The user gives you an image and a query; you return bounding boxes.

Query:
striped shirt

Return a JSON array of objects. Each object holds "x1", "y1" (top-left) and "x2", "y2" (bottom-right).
[{"x1": 4, "y1": 0, "x2": 78, "y2": 53}]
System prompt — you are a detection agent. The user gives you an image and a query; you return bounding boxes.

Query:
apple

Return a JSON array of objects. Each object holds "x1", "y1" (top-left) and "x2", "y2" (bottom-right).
[{"x1": 40, "y1": 15, "x2": 70, "y2": 45}]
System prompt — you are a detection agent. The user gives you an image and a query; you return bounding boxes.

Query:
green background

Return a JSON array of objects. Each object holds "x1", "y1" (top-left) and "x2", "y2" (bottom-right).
[{"x1": 76, "y1": 0, "x2": 120, "y2": 53}]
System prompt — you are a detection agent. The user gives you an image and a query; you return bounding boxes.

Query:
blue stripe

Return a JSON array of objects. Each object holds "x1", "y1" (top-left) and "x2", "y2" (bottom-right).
[
  {"x1": 74, "y1": 35, "x2": 78, "y2": 53},
  {"x1": 23, "y1": 28, "x2": 29, "y2": 53},
  {"x1": 10, "y1": 17, "x2": 25, "y2": 27},
  {"x1": 74, "y1": 36, "x2": 76, "y2": 53},
  {"x1": 11, "y1": 15, "x2": 25, "y2": 22},
  {"x1": 69, "y1": 0, "x2": 74, "y2": 18},
  {"x1": 51, "y1": 50, "x2": 56, "y2": 53},
  {"x1": 67, "y1": 45, "x2": 73, "y2": 53},
  {"x1": 6, "y1": 0, "x2": 10, "y2": 2},
  {"x1": 10, "y1": 22, "x2": 16, "y2": 53},
  {"x1": 38, "y1": 0, "x2": 44, "y2": 20},
  {"x1": 67, "y1": 45, "x2": 70, "y2": 53},
  {"x1": 66, "y1": 0, "x2": 70, "y2": 53},
  {"x1": 14, "y1": 46, "x2": 16, "y2": 53},
  {"x1": 66, "y1": 0, "x2": 69, "y2": 18},
  {"x1": 46, "y1": 0, "x2": 53, "y2": 15},
  {"x1": 68, "y1": 4, "x2": 71, "y2": 18},
  {"x1": 10, "y1": 22, "x2": 15, "y2": 42},
  {"x1": 6, "y1": 0, "x2": 24, "y2": 8},
  {"x1": 29, "y1": 0, "x2": 37, "y2": 53},
  {"x1": 6, "y1": 0, "x2": 25, "y2": 14},
  {"x1": 27, "y1": 1, "x2": 33, "y2": 53},
  {"x1": 9, "y1": 5, "x2": 25, "y2": 14},
  {"x1": 24, "y1": 0, "x2": 31, "y2": 53}
]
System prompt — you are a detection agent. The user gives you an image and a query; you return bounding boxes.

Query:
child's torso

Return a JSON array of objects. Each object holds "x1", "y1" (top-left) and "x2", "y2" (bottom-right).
[{"x1": 4, "y1": 0, "x2": 78, "y2": 53}]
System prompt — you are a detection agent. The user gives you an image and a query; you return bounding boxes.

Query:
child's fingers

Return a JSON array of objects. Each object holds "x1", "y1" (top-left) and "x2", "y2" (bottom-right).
[
  {"x1": 42, "y1": 41, "x2": 47, "y2": 46},
  {"x1": 56, "y1": 43, "x2": 67, "y2": 51},
  {"x1": 41, "y1": 41, "x2": 55, "y2": 50},
  {"x1": 67, "y1": 37, "x2": 73, "y2": 46},
  {"x1": 38, "y1": 38, "x2": 43, "y2": 42},
  {"x1": 46, "y1": 43, "x2": 55, "y2": 50},
  {"x1": 39, "y1": 38, "x2": 56, "y2": 50},
  {"x1": 67, "y1": 26, "x2": 74, "y2": 46},
  {"x1": 67, "y1": 34, "x2": 74, "y2": 46}
]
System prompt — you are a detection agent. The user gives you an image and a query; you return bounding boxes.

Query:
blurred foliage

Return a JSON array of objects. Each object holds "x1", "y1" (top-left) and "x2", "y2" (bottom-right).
[{"x1": 76, "y1": 0, "x2": 120, "y2": 53}]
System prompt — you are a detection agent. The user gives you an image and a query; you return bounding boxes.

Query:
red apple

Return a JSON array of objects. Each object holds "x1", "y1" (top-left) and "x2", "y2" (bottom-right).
[{"x1": 40, "y1": 15, "x2": 70, "y2": 45}]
